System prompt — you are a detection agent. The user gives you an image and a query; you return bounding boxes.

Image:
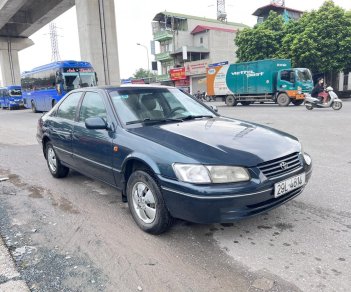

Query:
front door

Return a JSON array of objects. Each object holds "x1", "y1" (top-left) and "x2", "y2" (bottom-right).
[{"x1": 72, "y1": 91, "x2": 115, "y2": 185}]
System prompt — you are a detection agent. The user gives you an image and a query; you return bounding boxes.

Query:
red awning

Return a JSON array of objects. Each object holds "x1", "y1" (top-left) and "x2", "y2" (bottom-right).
[{"x1": 191, "y1": 25, "x2": 237, "y2": 35}]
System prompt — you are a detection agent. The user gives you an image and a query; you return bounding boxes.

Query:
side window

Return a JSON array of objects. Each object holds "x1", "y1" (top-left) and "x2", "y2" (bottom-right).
[
  {"x1": 280, "y1": 70, "x2": 290, "y2": 82},
  {"x1": 78, "y1": 92, "x2": 107, "y2": 122},
  {"x1": 56, "y1": 92, "x2": 82, "y2": 120}
]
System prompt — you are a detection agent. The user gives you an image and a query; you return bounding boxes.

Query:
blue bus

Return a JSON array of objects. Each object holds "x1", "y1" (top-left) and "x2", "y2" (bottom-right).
[
  {"x1": 0, "y1": 86, "x2": 23, "y2": 109},
  {"x1": 21, "y1": 60, "x2": 97, "y2": 112}
]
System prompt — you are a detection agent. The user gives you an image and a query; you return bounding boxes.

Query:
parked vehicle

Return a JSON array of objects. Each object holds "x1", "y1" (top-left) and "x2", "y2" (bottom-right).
[
  {"x1": 0, "y1": 87, "x2": 9, "y2": 109},
  {"x1": 21, "y1": 60, "x2": 97, "y2": 112},
  {"x1": 0, "y1": 86, "x2": 23, "y2": 109},
  {"x1": 36, "y1": 85, "x2": 312, "y2": 234},
  {"x1": 305, "y1": 86, "x2": 343, "y2": 110},
  {"x1": 206, "y1": 59, "x2": 314, "y2": 106}
]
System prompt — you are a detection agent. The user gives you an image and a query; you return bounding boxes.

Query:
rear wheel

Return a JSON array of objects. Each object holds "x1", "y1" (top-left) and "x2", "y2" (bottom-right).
[
  {"x1": 225, "y1": 95, "x2": 238, "y2": 106},
  {"x1": 291, "y1": 99, "x2": 304, "y2": 106},
  {"x1": 277, "y1": 93, "x2": 291, "y2": 106},
  {"x1": 46, "y1": 142, "x2": 69, "y2": 178},
  {"x1": 127, "y1": 170, "x2": 172, "y2": 234},
  {"x1": 31, "y1": 100, "x2": 37, "y2": 113},
  {"x1": 332, "y1": 101, "x2": 342, "y2": 110},
  {"x1": 305, "y1": 102, "x2": 313, "y2": 110}
]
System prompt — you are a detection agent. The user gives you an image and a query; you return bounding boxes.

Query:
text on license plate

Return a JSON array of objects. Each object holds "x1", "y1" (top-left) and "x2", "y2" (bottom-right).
[{"x1": 274, "y1": 173, "x2": 305, "y2": 198}]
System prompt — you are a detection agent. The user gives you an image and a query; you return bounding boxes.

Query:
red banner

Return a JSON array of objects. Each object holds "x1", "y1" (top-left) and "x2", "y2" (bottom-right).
[
  {"x1": 169, "y1": 68, "x2": 186, "y2": 80},
  {"x1": 174, "y1": 78, "x2": 190, "y2": 86}
]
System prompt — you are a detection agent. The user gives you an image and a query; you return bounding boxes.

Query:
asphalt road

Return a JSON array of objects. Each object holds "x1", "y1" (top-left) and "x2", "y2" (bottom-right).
[{"x1": 0, "y1": 101, "x2": 350, "y2": 292}]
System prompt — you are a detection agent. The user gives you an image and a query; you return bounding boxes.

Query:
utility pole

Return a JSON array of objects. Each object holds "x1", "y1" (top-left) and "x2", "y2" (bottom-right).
[
  {"x1": 137, "y1": 43, "x2": 150, "y2": 83},
  {"x1": 217, "y1": 0, "x2": 227, "y2": 22},
  {"x1": 49, "y1": 22, "x2": 61, "y2": 62}
]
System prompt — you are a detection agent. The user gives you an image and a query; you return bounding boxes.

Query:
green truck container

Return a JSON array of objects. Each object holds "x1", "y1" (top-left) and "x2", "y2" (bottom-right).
[{"x1": 206, "y1": 59, "x2": 313, "y2": 106}]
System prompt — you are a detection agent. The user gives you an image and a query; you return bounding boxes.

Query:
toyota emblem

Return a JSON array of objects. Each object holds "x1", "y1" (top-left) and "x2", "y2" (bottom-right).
[{"x1": 280, "y1": 162, "x2": 288, "y2": 170}]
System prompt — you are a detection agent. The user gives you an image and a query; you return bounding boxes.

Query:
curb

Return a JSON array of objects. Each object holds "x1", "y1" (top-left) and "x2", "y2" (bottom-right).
[{"x1": 0, "y1": 236, "x2": 30, "y2": 292}]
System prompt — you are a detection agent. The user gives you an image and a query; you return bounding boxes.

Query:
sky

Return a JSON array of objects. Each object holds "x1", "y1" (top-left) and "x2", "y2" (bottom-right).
[{"x1": 1, "y1": 0, "x2": 351, "y2": 83}]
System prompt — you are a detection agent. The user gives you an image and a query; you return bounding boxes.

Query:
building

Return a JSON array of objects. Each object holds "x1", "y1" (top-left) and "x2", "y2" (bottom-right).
[
  {"x1": 252, "y1": 3, "x2": 303, "y2": 24},
  {"x1": 151, "y1": 11, "x2": 248, "y2": 93}
]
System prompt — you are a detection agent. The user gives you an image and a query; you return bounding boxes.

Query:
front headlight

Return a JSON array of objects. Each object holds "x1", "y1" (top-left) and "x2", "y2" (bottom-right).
[
  {"x1": 303, "y1": 153, "x2": 312, "y2": 165},
  {"x1": 300, "y1": 144, "x2": 312, "y2": 166},
  {"x1": 173, "y1": 163, "x2": 250, "y2": 184}
]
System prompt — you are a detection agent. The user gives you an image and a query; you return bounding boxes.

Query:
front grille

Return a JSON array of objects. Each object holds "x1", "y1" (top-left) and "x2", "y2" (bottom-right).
[{"x1": 257, "y1": 152, "x2": 302, "y2": 179}]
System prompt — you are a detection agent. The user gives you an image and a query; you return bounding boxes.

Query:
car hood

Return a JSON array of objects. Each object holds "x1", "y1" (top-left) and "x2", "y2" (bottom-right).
[{"x1": 127, "y1": 117, "x2": 301, "y2": 166}]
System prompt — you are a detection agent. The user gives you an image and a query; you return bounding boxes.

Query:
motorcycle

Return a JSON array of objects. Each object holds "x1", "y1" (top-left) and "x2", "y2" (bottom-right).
[{"x1": 305, "y1": 86, "x2": 343, "y2": 110}]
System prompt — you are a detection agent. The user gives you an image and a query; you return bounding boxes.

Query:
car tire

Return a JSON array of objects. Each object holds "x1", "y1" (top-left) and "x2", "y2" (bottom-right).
[
  {"x1": 277, "y1": 93, "x2": 291, "y2": 106},
  {"x1": 31, "y1": 100, "x2": 38, "y2": 113},
  {"x1": 46, "y1": 142, "x2": 69, "y2": 178},
  {"x1": 126, "y1": 170, "x2": 173, "y2": 234}
]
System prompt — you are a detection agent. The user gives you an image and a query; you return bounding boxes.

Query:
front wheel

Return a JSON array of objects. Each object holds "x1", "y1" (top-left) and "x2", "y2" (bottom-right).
[
  {"x1": 332, "y1": 101, "x2": 342, "y2": 110},
  {"x1": 46, "y1": 142, "x2": 69, "y2": 178},
  {"x1": 277, "y1": 93, "x2": 291, "y2": 106},
  {"x1": 126, "y1": 170, "x2": 173, "y2": 234}
]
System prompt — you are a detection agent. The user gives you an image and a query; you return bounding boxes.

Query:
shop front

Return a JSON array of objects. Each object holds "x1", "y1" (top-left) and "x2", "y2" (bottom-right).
[
  {"x1": 169, "y1": 67, "x2": 190, "y2": 93},
  {"x1": 184, "y1": 59, "x2": 210, "y2": 94}
]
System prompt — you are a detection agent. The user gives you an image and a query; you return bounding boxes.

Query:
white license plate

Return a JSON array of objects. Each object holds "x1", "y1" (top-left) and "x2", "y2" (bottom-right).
[{"x1": 274, "y1": 173, "x2": 305, "y2": 198}]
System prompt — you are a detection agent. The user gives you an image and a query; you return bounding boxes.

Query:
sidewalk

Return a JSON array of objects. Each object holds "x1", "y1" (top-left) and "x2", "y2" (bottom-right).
[{"x1": 0, "y1": 236, "x2": 29, "y2": 292}]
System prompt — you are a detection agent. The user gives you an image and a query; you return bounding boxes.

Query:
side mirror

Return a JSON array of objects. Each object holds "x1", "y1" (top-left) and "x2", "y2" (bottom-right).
[{"x1": 85, "y1": 117, "x2": 108, "y2": 130}]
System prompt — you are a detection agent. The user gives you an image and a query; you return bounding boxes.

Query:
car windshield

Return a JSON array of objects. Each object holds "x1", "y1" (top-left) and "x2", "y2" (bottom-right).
[
  {"x1": 8, "y1": 89, "x2": 21, "y2": 96},
  {"x1": 109, "y1": 87, "x2": 216, "y2": 125},
  {"x1": 63, "y1": 72, "x2": 97, "y2": 91},
  {"x1": 296, "y1": 69, "x2": 312, "y2": 82}
]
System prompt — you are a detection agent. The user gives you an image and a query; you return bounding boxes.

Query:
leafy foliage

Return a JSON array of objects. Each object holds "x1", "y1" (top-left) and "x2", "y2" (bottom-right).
[
  {"x1": 133, "y1": 68, "x2": 157, "y2": 80},
  {"x1": 235, "y1": 1, "x2": 351, "y2": 74},
  {"x1": 236, "y1": 11, "x2": 285, "y2": 62}
]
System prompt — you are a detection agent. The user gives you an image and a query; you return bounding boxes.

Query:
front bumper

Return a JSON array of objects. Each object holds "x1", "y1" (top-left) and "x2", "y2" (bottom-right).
[{"x1": 159, "y1": 164, "x2": 312, "y2": 224}]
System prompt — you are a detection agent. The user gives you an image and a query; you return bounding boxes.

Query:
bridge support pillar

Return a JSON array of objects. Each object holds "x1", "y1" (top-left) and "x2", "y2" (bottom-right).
[
  {"x1": 0, "y1": 37, "x2": 33, "y2": 86},
  {"x1": 75, "y1": 0, "x2": 120, "y2": 86}
]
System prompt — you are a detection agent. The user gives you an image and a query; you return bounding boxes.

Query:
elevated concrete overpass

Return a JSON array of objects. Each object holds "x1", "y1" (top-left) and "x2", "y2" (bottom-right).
[{"x1": 0, "y1": 0, "x2": 120, "y2": 86}]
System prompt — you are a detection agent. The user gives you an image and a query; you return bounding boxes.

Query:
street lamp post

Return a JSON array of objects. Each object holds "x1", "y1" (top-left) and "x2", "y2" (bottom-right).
[{"x1": 136, "y1": 43, "x2": 150, "y2": 83}]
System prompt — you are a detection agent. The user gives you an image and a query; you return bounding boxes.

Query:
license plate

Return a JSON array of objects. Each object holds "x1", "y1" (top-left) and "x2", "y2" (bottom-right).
[{"x1": 274, "y1": 173, "x2": 305, "y2": 198}]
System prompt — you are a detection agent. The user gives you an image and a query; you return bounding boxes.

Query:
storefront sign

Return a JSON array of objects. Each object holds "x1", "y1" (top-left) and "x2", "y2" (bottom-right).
[
  {"x1": 131, "y1": 79, "x2": 145, "y2": 84},
  {"x1": 185, "y1": 60, "x2": 210, "y2": 75},
  {"x1": 208, "y1": 61, "x2": 229, "y2": 68},
  {"x1": 170, "y1": 68, "x2": 186, "y2": 80},
  {"x1": 174, "y1": 78, "x2": 190, "y2": 86}
]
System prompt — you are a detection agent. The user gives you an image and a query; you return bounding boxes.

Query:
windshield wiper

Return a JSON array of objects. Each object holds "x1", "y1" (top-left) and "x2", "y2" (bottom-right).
[
  {"x1": 181, "y1": 115, "x2": 214, "y2": 121},
  {"x1": 126, "y1": 118, "x2": 183, "y2": 125}
]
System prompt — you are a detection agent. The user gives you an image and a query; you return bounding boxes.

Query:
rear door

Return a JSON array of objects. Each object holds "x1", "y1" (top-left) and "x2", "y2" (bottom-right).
[
  {"x1": 72, "y1": 91, "x2": 115, "y2": 185},
  {"x1": 49, "y1": 91, "x2": 82, "y2": 167}
]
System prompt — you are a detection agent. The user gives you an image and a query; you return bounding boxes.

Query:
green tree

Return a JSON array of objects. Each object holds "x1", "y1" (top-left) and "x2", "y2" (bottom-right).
[
  {"x1": 133, "y1": 68, "x2": 157, "y2": 80},
  {"x1": 235, "y1": 11, "x2": 284, "y2": 62},
  {"x1": 235, "y1": 1, "x2": 351, "y2": 76},
  {"x1": 286, "y1": 1, "x2": 351, "y2": 74}
]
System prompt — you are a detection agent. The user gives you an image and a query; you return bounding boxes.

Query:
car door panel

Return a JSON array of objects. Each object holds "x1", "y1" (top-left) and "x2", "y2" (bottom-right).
[{"x1": 72, "y1": 91, "x2": 115, "y2": 185}]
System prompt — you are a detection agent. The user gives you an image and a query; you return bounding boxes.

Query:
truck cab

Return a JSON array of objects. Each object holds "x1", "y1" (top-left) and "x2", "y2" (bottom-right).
[{"x1": 276, "y1": 68, "x2": 313, "y2": 105}]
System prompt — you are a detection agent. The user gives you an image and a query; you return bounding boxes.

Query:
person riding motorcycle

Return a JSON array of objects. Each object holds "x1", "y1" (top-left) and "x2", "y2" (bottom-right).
[{"x1": 311, "y1": 77, "x2": 328, "y2": 104}]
